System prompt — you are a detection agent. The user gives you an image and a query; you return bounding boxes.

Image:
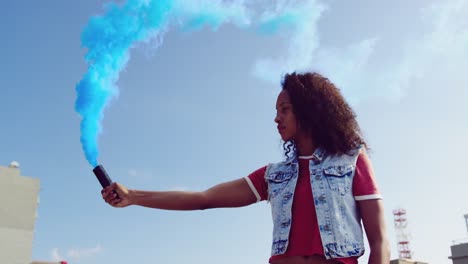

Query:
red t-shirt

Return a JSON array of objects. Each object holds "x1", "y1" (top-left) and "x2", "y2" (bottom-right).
[{"x1": 244, "y1": 152, "x2": 382, "y2": 264}]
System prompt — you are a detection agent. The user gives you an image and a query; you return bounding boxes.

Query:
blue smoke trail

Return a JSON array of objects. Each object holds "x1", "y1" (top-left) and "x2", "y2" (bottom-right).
[
  {"x1": 75, "y1": 1, "x2": 174, "y2": 166},
  {"x1": 75, "y1": 0, "x2": 318, "y2": 166}
]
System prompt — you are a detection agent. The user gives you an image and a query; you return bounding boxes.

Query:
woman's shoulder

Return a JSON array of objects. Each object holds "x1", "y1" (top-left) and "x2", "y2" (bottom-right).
[{"x1": 324, "y1": 145, "x2": 365, "y2": 165}]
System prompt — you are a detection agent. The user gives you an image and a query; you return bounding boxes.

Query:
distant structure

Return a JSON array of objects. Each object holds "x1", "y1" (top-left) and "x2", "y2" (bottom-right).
[
  {"x1": 394, "y1": 208, "x2": 412, "y2": 259},
  {"x1": 0, "y1": 162, "x2": 67, "y2": 264},
  {"x1": 31, "y1": 261, "x2": 68, "y2": 264},
  {"x1": 390, "y1": 259, "x2": 428, "y2": 264},
  {"x1": 0, "y1": 162, "x2": 40, "y2": 264},
  {"x1": 466, "y1": 214, "x2": 468, "y2": 232},
  {"x1": 448, "y1": 214, "x2": 468, "y2": 264},
  {"x1": 390, "y1": 208, "x2": 428, "y2": 263}
]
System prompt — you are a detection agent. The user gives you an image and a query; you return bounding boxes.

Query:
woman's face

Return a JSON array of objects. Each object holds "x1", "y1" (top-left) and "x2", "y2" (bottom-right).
[{"x1": 275, "y1": 90, "x2": 298, "y2": 141}]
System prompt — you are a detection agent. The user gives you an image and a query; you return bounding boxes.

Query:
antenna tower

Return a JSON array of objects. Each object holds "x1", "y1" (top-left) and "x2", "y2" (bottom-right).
[
  {"x1": 464, "y1": 214, "x2": 468, "y2": 233},
  {"x1": 393, "y1": 208, "x2": 412, "y2": 259}
]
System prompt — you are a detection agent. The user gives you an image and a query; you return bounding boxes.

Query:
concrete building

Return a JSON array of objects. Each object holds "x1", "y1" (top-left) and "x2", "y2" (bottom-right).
[
  {"x1": 0, "y1": 162, "x2": 40, "y2": 264},
  {"x1": 450, "y1": 242, "x2": 468, "y2": 264},
  {"x1": 449, "y1": 214, "x2": 468, "y2": 264}
]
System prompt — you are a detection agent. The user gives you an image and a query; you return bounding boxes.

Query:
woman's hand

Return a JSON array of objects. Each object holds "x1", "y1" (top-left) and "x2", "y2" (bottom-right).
[{"x1": 102, "y1": 182, "x2": 132, "y2": 208}]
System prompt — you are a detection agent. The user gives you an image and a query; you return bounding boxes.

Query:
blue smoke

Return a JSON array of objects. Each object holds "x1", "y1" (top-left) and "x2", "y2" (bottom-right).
[{"x1": 75, "y1": 0, "x2": 317, "y2": 166}]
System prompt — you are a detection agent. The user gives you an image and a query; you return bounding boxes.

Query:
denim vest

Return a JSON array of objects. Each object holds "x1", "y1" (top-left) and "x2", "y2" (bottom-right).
[{"x1": 265, "y1": 147, "x2": 364, "y2": 259}]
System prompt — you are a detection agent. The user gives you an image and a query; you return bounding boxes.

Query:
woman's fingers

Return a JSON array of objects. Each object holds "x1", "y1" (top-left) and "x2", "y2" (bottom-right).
[
  {"x1": 111, "y1": 198, "x2": 122, "y2": 206},
  {"x1": 101, "y1": 186, "x2": 117, "y2": 203},
  {"x1": 107, "y1": 193, "x2": 119, "y2": 203},
  {"x1": 101, "y1": 183, "x2": 127, "y2": 207}
]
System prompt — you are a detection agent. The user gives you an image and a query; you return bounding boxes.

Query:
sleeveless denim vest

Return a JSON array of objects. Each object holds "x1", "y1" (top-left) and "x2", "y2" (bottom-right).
[{"x1": 265, "y1": 147, "x2": 364, "y2": 259}]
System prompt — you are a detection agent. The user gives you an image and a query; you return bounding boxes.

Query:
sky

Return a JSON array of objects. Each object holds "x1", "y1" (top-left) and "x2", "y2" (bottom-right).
[{"x1": 1, "y1": 0, "x2": 467, "y2": 263}]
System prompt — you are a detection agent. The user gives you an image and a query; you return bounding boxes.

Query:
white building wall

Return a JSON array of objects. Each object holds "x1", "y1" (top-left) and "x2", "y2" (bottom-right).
[{"x1": 0, "y1": 165, "x2": 40, "y2": 264}]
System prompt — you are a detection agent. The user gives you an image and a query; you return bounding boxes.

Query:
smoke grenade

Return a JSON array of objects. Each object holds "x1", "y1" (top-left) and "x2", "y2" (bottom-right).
[{"x1": 93, "y1": 164, "x2": 113, "y2": 188}]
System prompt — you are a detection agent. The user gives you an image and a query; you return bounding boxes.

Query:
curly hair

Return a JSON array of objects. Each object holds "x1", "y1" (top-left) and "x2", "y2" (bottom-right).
[{"x1": 281, "y1": 72, "x2": 366, "y2": 157}]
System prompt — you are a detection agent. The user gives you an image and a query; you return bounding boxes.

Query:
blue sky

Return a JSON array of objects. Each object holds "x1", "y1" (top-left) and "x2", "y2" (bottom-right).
[{"x1": 1, "y1": 0, "x2": 467, "y2": 263}]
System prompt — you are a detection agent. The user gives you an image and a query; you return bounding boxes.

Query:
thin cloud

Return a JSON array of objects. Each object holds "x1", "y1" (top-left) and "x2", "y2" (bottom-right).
[
  {"x1": 51, "y1": 248, "x2": 63, "y2": 262},
  {"x1": 50, "y1": 245, "x2": 102, "y2": 262},
  {"x1": 373, "y1": 0, "x2": 468, "y2": 101},
  {"x1": 128, "y1": 168, "x2": 153, "y2": 180},
  {"x1": 253, "y1": 0, "x2": 326, "y2": 83},
  {"x1": 255, "y1": 0, "x2": 468, "y2": 105},
  {"x1": 67, "y1": 244, "x2": 103, "y2": 260}
]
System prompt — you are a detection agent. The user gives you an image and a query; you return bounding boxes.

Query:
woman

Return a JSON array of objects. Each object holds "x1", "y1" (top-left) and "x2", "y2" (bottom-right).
[{"x1": 102, "y1": 72, "x2": 390, "y2": 264}]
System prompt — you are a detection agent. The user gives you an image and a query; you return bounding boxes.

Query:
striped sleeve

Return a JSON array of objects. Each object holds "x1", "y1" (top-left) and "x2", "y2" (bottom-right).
[
  {"x1": 244, "y1": 166, "x2": 268, "y2": 202},
  {"x1": 353, "y1": 151, "x2": 383, "y2": 201}
]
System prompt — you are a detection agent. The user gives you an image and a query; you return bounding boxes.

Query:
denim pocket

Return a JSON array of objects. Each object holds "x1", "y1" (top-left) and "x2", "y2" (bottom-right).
[
  {"x1": 323, "y1": 165, "x2": 353, "y2": 195},
  {"x1": 266, "y1": 170, "x2": 293, "y2": 199}
]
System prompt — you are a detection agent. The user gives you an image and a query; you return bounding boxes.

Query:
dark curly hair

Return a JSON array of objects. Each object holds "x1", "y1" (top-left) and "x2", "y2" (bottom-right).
[{"x1": 281, "y1": 72, "x2": 366, "y2": 158}]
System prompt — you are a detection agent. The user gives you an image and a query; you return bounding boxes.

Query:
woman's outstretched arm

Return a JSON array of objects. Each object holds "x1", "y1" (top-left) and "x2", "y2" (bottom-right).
[{"x1": 102, "y1": 178, "x2": 258, "y2": 210}]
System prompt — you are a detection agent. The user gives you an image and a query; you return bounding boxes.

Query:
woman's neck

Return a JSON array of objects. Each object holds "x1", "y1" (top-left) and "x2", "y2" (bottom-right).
[{"x1": 295, "y1": 133, "x2": 315, "y2": 156}]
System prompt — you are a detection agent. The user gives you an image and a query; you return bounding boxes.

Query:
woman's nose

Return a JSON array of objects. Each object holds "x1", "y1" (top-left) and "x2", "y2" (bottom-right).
[{"x1": 274, "y1": 114, "x2": 280, "y2": 124}]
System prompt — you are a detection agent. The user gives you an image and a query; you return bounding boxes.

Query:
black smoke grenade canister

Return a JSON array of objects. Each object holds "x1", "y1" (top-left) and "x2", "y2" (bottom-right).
[
  {"x1": 93, "y1": 164, "x2": 120, "y2": 199},
  {"x1": 93, "y1": 164, "x2": 113, "y2": 188}
]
